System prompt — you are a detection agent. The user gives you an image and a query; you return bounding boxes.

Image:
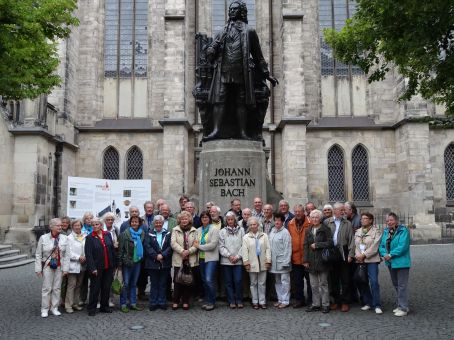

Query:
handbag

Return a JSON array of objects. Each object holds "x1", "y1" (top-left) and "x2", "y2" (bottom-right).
[
  {"x1": 174, "y1": 231, "x2": 194, "y2": 286},
  {"x1": 111, "y1": 269, "x2": 123, "y2": 295},
  {"x1": 321, "y1": 247, "x2": 342, "y2": 263},
  {"x1": 353, "y1": 263, "x2": 369, "y2": 284}
]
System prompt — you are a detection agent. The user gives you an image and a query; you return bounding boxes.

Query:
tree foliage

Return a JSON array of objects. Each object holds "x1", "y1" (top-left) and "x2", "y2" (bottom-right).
[
  {"x1": 324, "y1": 0, "x2": 454, "y2": 114},
  {"x1": 0, "y1": 0, "x2": 78, "y2": 100}
]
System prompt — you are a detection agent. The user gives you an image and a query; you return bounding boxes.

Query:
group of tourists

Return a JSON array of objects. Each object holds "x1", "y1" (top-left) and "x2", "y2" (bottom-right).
[{"x1": 35, "y1": 197, "x2": 411, "y2": 318}]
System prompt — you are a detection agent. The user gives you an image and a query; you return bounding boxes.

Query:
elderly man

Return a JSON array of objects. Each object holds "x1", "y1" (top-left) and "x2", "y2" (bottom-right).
[
  {"x1": 227, "y1": 198, "x2": 242, "y2": 220},
  {"x1": 262, "y1": 204, "x2": 275, "y2": 235},
  {"x1": 326, "y1": 202, "x2": 355, "y2": 312},
  {"x1": 185, "y1": 201, "x2": 201, "y2": 228},
  {"x1": 252, "y1": 197, "x2": 264, "y2": 222},
  {"x1": 344, "y1": 201, "x2": 361, "y2": 231},
  {"x1": 209, "y1": 206, "x2": 224, "y2": 230},
  {"x1": 305, "y1": 202, "x2": 316, "y2": 217},
  {"x1": 179, "y1": 195, "x2": 190, "y2": 213},
  {"x1": 278, "y1": 200, "x2": 294, "y2": 229},
  {"x1": 159, "y1": 204, "x2": 177, "y2": 232},
  {"x1": 288, "y1": 204, "x2": 312, "y2": 308},
  {"x1": 142, "y1": 201, "x2": 155, "y2": 230},
  {"x1": 239, "y1": 208, "x2": 252, "y2": 233},
  {"x1": 154, "y1": 198, "x2": 166, "y2": 216}
]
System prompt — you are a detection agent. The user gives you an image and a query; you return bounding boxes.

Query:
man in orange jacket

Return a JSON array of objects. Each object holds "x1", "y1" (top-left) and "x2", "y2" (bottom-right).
[{"x1": 288, "y1": 204, "x2": 312, "y2": 308}]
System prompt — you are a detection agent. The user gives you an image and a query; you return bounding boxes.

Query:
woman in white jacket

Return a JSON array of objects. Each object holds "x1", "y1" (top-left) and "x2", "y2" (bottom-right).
[
  {"x1": 64, "y1": 219, "x2": 86, "y2": 313},
  {"x1": 242, "y1": 217, "x2": 271, "y2": 309},
  {"x1": 269, "y1": 213, "x2": 292, "y2": 308},
  {"x1": 35, "y1": 218, "x2": 70, "y2": 318}
]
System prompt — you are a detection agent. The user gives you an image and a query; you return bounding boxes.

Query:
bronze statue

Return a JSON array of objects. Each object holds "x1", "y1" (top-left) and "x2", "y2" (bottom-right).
[{"x1": 193, "y1": 1, "x2": 278, "y2": 142}]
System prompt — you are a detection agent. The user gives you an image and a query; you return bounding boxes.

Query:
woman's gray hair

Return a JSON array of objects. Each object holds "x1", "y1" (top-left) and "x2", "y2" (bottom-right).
[
  {"x1": 82, "y1": 211, "x2": 94, "y2": 224},
  {"x1": 323, "y1": 204, "x2": 333, "y2": 211},
  {"x1": 153, "y1": 215, "x2": 164, "y2": 222},
  {"x1": 102, "y1": 212, "x2": 116, "y2": 220},
  {"x1": 91, "y1": 217, "x2": 103, "y2": 225},
  {"x1": 225, "y1": 211, "x2": 238, "y2": 222},
  {"x1": 71, "y1": 219, "x2": 83, "y2": 228},
  {"x1": 247, "y1": 216, "x2": 260, "y2": 227},
  {"x1": 309, "y1": 209, "x2": 323, "y2": 219},
  {"x1": 49, "y1": 218, "x2": 62, "y2": 228}
]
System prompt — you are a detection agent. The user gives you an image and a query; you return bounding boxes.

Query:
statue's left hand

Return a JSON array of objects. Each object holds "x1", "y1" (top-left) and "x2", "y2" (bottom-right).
[{"x1": 267, "y1": 75, "x2": 279, "y2": 87}]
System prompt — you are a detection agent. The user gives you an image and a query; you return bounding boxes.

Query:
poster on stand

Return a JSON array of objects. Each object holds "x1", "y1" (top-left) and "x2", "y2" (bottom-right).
[{"x1": 67, "y1": 176, "x2": 151, "y2": 224}]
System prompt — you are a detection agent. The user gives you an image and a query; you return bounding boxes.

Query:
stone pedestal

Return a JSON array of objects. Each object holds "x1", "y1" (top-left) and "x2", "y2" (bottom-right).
[{"x1": 198, "y1": 140, "x2": 267, "y2": 214}]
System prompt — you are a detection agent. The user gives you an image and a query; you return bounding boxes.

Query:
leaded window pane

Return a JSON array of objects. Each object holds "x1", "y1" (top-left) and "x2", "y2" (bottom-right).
[
  {"x1": 103, "y1": 147, "x2": 120, "y2": 180},
  {"x1": 126, "y1": 146, "x2": 143, "y2": 179},
  {"x1": 352, "y1": 145, "x2": 370, "y2": 202},
  {"x1": 445, "y1": 144, "x2": 454, "y2": 200},
  {"x1": 319, "y1": 0, "x2": 362, "y2": 76},
  {"x1": 212, "y1": 0, "x2": 256, "y2": 35},
  {"x1": 104, "y1": 0, "x2": 148, "y2": 78},
  {"x1": 328, "y1": 145, "x2": 346, "y2": 201}
]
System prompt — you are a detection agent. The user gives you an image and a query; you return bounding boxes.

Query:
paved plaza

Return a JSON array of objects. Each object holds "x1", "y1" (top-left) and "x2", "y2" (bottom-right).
[{"x1": 0, "y1": 244, "x2": 453, "y2": 340}]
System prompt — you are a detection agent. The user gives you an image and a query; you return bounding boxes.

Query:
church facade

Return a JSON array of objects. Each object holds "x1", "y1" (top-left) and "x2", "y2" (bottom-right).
[{"x1": 1, "y1": 0, "x2": 453, "y2": 249}]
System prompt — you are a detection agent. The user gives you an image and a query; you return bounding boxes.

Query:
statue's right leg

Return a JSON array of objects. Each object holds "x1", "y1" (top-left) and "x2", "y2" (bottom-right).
[{"x1": 203, "y1": 104, "x2": 224, "y2": 141}]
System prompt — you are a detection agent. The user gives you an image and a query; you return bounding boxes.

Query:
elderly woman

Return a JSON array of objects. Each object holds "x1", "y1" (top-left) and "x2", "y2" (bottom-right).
[
  {"x1": 171, "y1": 211, "x2": 199, "y2": 310},
  {"x1": 81, "y1": 212, "x2": 94, "y2": 235},
  {"x1": 195, "y1": 211, "x2": 220, "y2": 311},
  {"x1": 64, "y1": 219, "x2": 86, "y2": 313},
  {"x1": 118, "y1": 215, "x2": 145, "y2": 312},
  {"x1": 219, "y1": 211, "x2": 245, "y2": 309},
  {"x1": 269, "y1": 213, "x2": 292, "y2": 308},
  {"x1": 84, "y1": 217, "x2": 116, "y2": 316},
  {"x1": 242, "y1": 216, "x2": 271, "y2": 309},
  {"x1": 303, "y1": 209, "x2": 333, "y2": 314},
  {"x1": 103, "y1": 212, "x2": 119, "y2": 249},
  {"x1": 355, "y1": 212, "x2": 383, "y2": 314},
  {"x1": 35, "y1": 218, "x2": 70, "y2": 318},
  {"x1": 379, "y1": 212, "x2": 411, "y2": 317},
  {"x1": 79, "y1": 211, "x2": 94, "y2": 305},
  {"x1": 144, "y1": 215, "x2": 173, "y2": 311}
]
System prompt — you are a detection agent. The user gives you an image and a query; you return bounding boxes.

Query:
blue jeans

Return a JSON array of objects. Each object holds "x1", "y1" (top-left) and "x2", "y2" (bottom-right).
[
  {"x1": 360, "y1": 263, "x2": 381, "y2": 308},
  {"x1": 222, "y1": 265, "x2": 243, "y2": 305},
  {"x1": 120, "y1": 262, "x2": 141, "y2": 307},
  {"x1": 148, "y1": 268, "x2": 170, "y2": 307},
  {"x1": 199, "y1": 260, "x2": 217, "y2": 305}
]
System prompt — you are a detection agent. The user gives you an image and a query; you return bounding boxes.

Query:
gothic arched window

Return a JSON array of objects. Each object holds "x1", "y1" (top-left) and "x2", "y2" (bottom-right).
[
  {"x1": 327, "y1": 144, "x2": 346, "y2": 201},
  {"x1": 445, "y1": 144, "x2": 454, "y2": 201},
  {"x1": 126, "y1": 146, "x2": 143, "y2": 179},
  {"x1": 352, "y1": 144, "x2": 370, "y2": 202},
  {"x1": 103, "y1": 146, "x2": 120, "y2": 179}
]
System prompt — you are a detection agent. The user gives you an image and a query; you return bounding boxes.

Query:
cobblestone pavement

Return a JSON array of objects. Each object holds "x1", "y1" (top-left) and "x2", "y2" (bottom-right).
[{"x1": 1, "y1": 244, "x2": 453, "y2": 340}]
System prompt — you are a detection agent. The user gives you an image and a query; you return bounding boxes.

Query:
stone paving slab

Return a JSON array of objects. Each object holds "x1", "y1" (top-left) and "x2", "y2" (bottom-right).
[{"x1": 0, "y1": 244, "x2": 453, "y2": 340}]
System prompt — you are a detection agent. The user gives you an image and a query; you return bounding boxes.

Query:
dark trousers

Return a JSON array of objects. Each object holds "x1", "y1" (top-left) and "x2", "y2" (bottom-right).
[
  {"x1": 173, "y1": 267, "x2": 193, "y2": 304},
  {"x1": 149, "y1": 268, "x2": 170, "y2": 307},
  {"x1": 329, "y1": 260, "x2": 351, "y2": 304},
  {"x1": 350, "y1": 262, "x2": 362, "y2": 304},
  {"x1": 192, "y1": 265, "x2": 204, "y2": 298},
  {"x1": 79, "y1": 271, "x2": 88, "y2": 303},
  {"x1": 292, "y1": 264, "x2": 312, "y2": 304},
  {"x1": 87, "y1": 267, "x2": 114, "y2": 313},
  {"x1": 137, "y1": 261, "x2": 148, "y2": 295},
  {"x1": 266, "y1": 271, "x2": 276, "y2": 301},
  {"x1": 222, "y1": 265, "x2": 243, "y2": 304}
]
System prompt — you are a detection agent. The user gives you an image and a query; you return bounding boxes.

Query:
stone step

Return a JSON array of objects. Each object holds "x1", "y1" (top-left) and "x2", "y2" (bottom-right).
[
  {"x1": 0, "y1": 249, "x2": 20, "y2": 258},
  {"x1": 0, "y1": 259, "x2": 34, "y2": 270},
  {"x1": 0, "y1": 244, "x2": 12, "y2": 251},
  {"x1": 0, "y1": 254, "x2": 28, "y2": 265}
]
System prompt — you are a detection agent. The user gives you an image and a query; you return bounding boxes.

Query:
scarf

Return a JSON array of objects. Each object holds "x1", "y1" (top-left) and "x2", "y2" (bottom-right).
[
  {"x1": 82, "y1": 224, "x2": 93, "y2": 235},
  {"x1": 92, "y1": 231, "x2": 109, "y2": 269},
  {"x1": 129, "y1": 227, "x2": 143, "y2": 263},
  {"x1": 227, "y1": 225, "x2": 238, "y2": 235},
  {"x1": 155, "y1": 229, "x2": 164, "y2": 249},
  {"x1": 199, "y1": 225, "x2": 210, "y2": 259}
]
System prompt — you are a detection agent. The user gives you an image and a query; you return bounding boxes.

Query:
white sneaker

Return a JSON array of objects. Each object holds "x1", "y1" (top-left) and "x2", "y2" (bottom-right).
[
  {"x1": 41, "y1": 310, "x2": 48, "y2": 318},
  {"x1": 97, "y1": 303, "x2": 100, "y2": 309},
  {"x1": 375, "y1": 307, "x2": 383, "y2": 314},
  {"x1": 361, "y1": 305, "x2": 371, "y2": 311},
  {"x1": 109, "y1": 301, "x2": 115, "y2": 307},
  {"x1": 50, "y1": 309, "x2": 61, "y2": 316},
  {"x1": 393, "y1": 307, "x2": 400, "y2": 313},
  {"x1": 65, "y1": 308, "x2": 74, "y2": 314},
  {"x1": 394, "y1": 309, "x2": 408, "y2": 317}
]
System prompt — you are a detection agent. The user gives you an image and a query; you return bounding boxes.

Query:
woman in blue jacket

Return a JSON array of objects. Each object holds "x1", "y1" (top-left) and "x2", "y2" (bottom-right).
[
  {"x1": 379, "y1": 212, "x2": 411, "y2": 317},
  {"x1": 144, "y1": 215, "x2": 173, "y2": 311}
]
